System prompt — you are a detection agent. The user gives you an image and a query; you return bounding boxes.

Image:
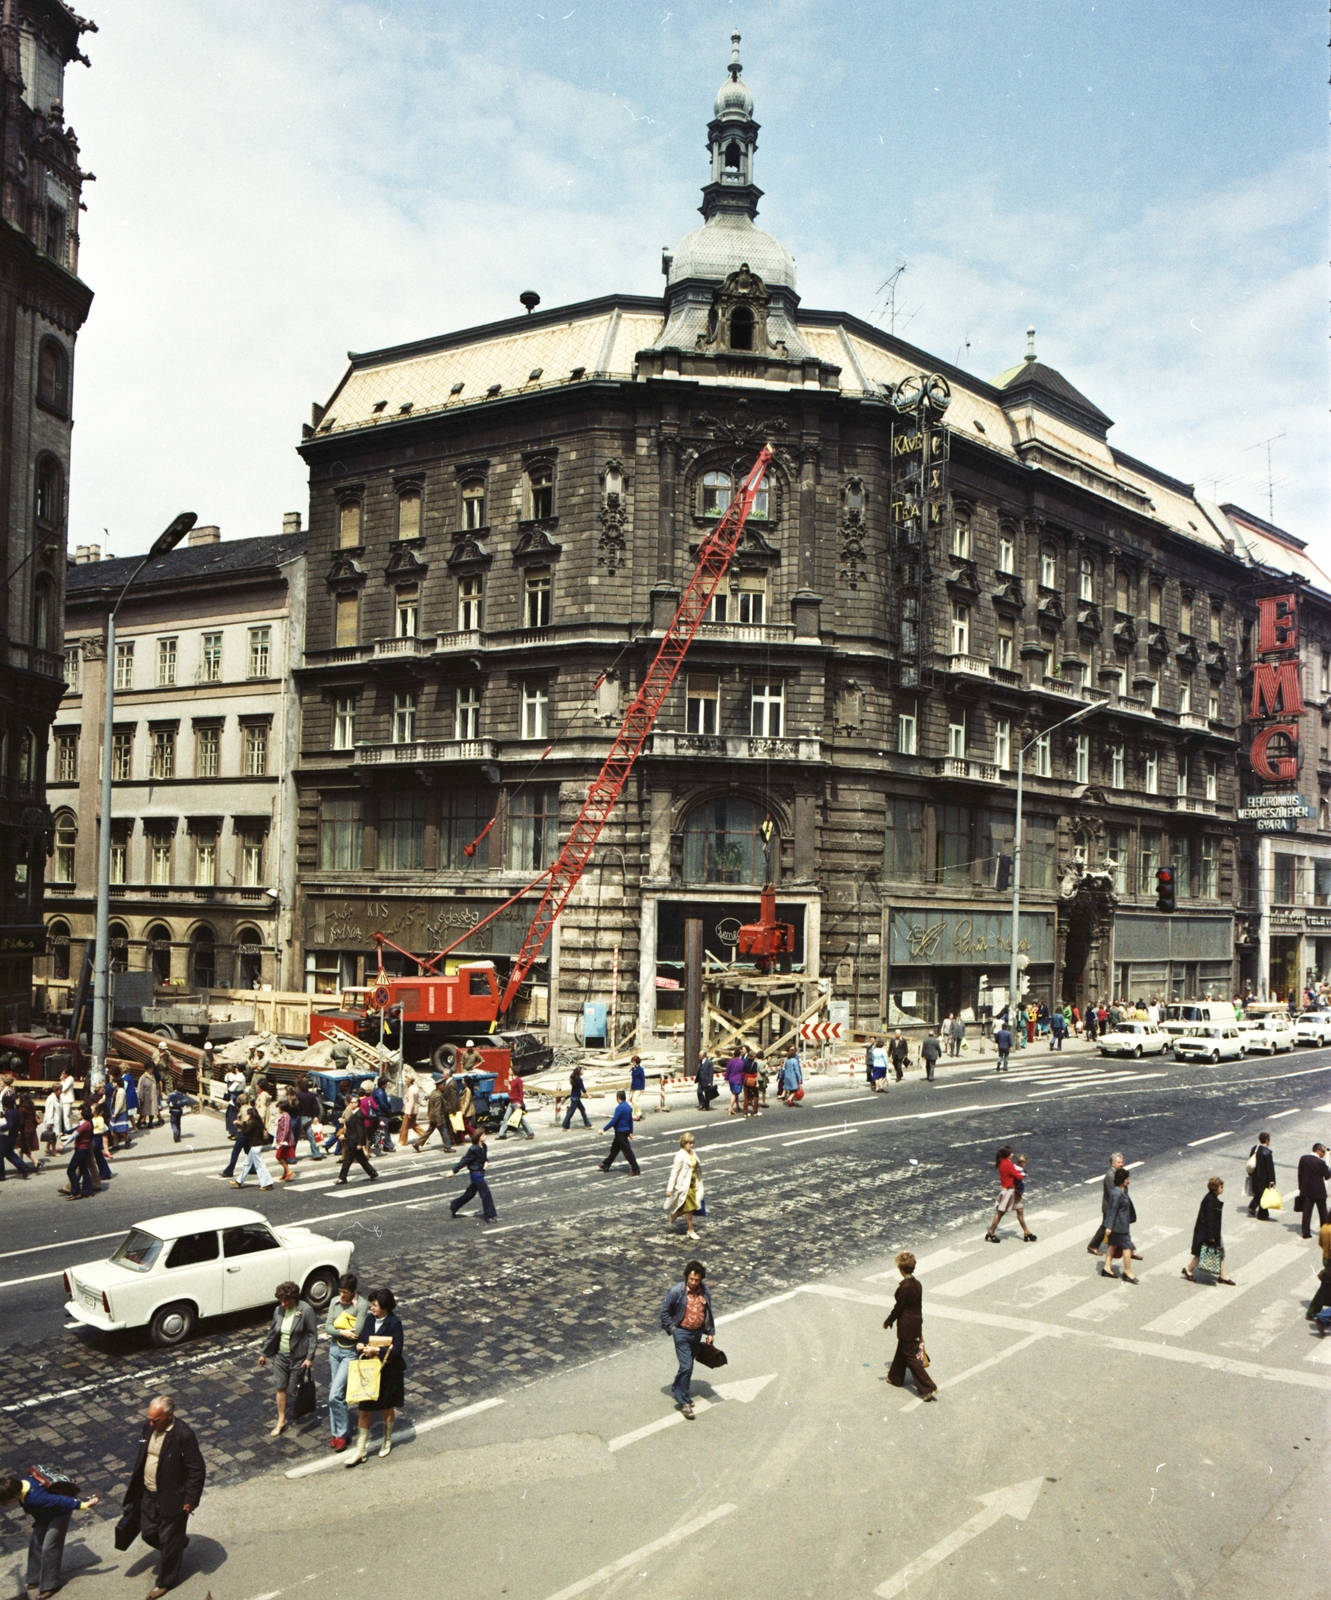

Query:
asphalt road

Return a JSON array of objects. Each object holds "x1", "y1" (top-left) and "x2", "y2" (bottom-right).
[{"x1": 2, "y1": 1039, "x2": 1330, "y2": 1572}]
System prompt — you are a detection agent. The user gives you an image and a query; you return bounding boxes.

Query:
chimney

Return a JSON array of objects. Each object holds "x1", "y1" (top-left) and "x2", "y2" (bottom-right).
[
  {"x1": 88, "y1": 543, "x2": 100, "y2": 562},
  {"x1": 187, "y1": 525, "x2": 221, "y2": 546},
  {"x1": 283, "y1": 512, "x2": 302, "y2": 534},
  {"x1": 71, "y1": 544, "x2": 101, "y2": 563}
]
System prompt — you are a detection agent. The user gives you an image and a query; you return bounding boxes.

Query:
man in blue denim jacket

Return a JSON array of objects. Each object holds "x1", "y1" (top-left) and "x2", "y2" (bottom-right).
[
  {"x1": 0, "y1": 1471, "x2": 99, "y2": 1598},
  {"x1": 599, "y1": 1090, "x2": 640, "y2": 1174},
  {"x1": 659, "y1": 1261, "x2": 715, "y2": 1419}
]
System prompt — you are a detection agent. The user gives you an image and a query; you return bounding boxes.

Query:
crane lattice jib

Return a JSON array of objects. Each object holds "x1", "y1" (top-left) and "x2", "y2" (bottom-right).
[{"x1": 498, "y1": 443, "x2": 774, "y2": 1013}]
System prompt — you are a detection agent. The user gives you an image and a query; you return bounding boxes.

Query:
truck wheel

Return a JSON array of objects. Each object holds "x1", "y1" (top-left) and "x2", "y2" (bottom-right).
[
  {"x1": 149, "y1": 1301, "x2": 197, "y2": 1348},
  {"x1": 301, "y1": 1268, "x2": 338, "y2": 1311},
  {"x1": 152, "y1": 1025, "x2": 179, "y2": 1041},
  {"x1": 431, "y1": 1043, "x2": 458, "y2": 1073}
]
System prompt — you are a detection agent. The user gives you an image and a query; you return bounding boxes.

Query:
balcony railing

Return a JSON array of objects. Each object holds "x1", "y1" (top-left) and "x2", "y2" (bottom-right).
[
  {"x1": 650, "y1": 733, "x2": 823, "y2": 762},
  {"x1": 695, "y1": 622, "x2": 796, "y2": 645},
  {"x1": 8, "y1": 641, "x2": 64, "y2": 678},
  {"x1": 947, "y1": 654, "x2": 991, "y2": 679},
  {"x1": 435, "y1": 629, "x2": 482, "y2": 654},
  {"x1": 1178, "y1": 712, "x2": 1211, "y2": 731},
  {"x1": 372, "y1": 636, "x2": 432, "y2": 658},
  {"x1": 354, "y1": 738, "x2": 497, "y2": 764},
  {"x1": 1170, "y1": 796, "x2": 1219, "y2": 815},
  {"x1": 934, "y1": 758, "x2": 1000, "y2": 783}
]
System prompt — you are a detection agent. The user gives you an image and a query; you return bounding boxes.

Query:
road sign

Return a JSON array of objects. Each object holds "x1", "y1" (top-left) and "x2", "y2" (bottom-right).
[
  {"x1": 801, "y1": 1021, "x2": 845, "y2": 1042},
  {"x1": 371, "y1": 984, "x2": 390, "y2": 1009}
]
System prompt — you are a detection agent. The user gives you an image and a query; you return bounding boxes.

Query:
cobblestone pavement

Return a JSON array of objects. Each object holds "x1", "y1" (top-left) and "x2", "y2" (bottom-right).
[{"x1": 4, "y1": 1047, "x2": 1329, "y2": 1556}]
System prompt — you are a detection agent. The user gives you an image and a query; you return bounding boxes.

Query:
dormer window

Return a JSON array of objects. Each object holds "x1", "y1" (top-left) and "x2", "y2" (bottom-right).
[{"x1": 729, "y1": 305, "x2": 754, "y2": 350}]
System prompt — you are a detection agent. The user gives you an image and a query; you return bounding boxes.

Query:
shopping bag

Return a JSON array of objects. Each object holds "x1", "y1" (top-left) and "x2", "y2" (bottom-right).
[
  {"x1": 508, "y1": 1105, "x2": 524, "y2": 1129},
  {"x1": 694, "y1": 1341, "x2": 727, "y2": 1369},
  {"x1": 293, "y1": 1367, "x2": 317, "y2": 1419},
  {"x1": 1259, "y1": 1185, "x2": 1283, "y2": 1211},
  {"x1": 448, "y1": 1113, "x2": 465, "y2": 1133},
  {"x1": 1198, "y1": 1244, "x2": 1222, "y2": 1274},
  {"x1": 346, "y1": 1357, "x2": 381, "y2": 1405}
]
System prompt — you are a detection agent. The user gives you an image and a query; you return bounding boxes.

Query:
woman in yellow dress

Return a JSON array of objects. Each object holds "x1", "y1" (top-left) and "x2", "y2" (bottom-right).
[{"x1": 664, "y1": 1133, "x2": 704, "y2": 1241}]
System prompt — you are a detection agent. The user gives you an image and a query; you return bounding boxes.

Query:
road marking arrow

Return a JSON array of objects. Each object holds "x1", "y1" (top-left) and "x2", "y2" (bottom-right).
[
  {"x1": 873, "y1": 1478, "x2": 1046, "y2": 1597},
  {"x1": 607, "y1": 1374, "x2": 777, "y2": 1452}
]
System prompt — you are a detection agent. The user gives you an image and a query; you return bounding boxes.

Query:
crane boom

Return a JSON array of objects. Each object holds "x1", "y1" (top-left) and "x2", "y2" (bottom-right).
[{"x1": 495, "y1": 444, "x2": 774, "y2": 1014}]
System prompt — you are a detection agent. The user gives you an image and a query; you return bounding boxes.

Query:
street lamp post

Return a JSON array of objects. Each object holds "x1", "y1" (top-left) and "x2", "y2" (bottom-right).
[
  {"x1": 1007, "y1": 700, "x2": 1097, "y2": 1049},
  {"x1": 88, "y1": 514, "x2": 197, "y2": 1086}
]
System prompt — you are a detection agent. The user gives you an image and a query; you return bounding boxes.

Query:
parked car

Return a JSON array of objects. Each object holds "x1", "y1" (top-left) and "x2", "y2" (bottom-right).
[
  {"x1": 1097, "y1": 1021, "x2": 1170, "y2": 1059},
  {"x1": 1244, "y1": 1015, "x2": 1295, "y2": 1054},
  {"x1": 63, "y1": 1206, "x2": 353, "y2": 1348},
  {"x1": 1173, "y1": 1023, "x2": 1246, "y2": 1064},
  {"x1": 1294, "y1": 1012, "x2": 1331, "y2": 1047}
]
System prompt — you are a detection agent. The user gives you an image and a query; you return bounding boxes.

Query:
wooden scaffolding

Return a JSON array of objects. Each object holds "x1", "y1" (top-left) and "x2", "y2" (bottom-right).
[{"x1": 700, "y1": 964, "x2": 832, "y2": 1062}]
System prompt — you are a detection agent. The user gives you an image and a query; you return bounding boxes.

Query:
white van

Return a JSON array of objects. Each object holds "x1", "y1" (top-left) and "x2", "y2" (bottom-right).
[{"x1": 1160, "y1": 1002, "x2": 1238, "y2": 1041}]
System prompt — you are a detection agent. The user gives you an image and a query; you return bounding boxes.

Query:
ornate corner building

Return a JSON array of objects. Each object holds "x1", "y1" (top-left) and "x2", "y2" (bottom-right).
[
  {"x1": 290, "y1": 34, "x2": 1304, "y2": 1038},
  {"x1": 0, "y1": 0, "x2": 94, "y2": 1030}
]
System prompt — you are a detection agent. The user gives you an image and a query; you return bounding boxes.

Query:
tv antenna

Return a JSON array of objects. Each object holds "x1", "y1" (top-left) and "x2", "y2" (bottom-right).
[
  {"x1": 1245, "y1": 432, "x2": 1286, "y2": 524},
  {"x1": 873, "y1": 264, "x2": 908, "y2": 335}
]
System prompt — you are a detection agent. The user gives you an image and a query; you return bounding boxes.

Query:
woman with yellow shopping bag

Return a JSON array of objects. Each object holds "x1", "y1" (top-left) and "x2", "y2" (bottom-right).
[
  {"x1": 1247, "y1": 1132, "x2": 1279, "y2": 1221},
  {"x1": 345, "y1": 1289, "x2": 406, "y2": 1466}
]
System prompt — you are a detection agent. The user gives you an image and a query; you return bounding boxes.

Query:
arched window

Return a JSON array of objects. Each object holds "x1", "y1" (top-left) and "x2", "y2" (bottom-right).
[
  {"x1": 236, "y1": 925, "x2": 264, "y2": 989},
  {"x1": 729, "y1": 305, "x2": 754, "y2": 351},
  {"x1": 723, "y1": 140, "x2": 742, "y2": 171},
  {"x1": 682, "y1": 796, "x2": 768, "y2": 885},
  {"x1": 191, "y1": 925, "x2": 215, "y2": 989},
  {"x1": 48, "y1": 918, "x2": 71, "y2": 981},
  {"x1": 53, "y1": 811, "x2": 76, "y2": 882},
  {"x1": 701, "y1": 470, "x2": 732, "y2": 518},
  {"x1": 34, "y1": 457, "x2": 63, "y2": 528},
  {"x1": 951, "y1": 517, "x2": 971, "y2": 559},
  {"x1": 1078, "y1": 556, "x2": 1094, "y2": 602},
  {"x1": 146, "y1": 922, "x2": 173, "y2": 985},
  {"x1": 107, "y1": 920, "x2": 129, "y2": 975},
  {"x1": 37, "y1": 338, "x2": 68, "y2": 415}
]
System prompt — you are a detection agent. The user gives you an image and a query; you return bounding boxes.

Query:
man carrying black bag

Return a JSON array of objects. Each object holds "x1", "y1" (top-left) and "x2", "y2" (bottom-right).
[
  {"x1": 121, "y1": 1395, "x2": 205, "y2": 1597},
  {"x1": 659, "y1": 1260, "x2": 722, "y2": 1420}
]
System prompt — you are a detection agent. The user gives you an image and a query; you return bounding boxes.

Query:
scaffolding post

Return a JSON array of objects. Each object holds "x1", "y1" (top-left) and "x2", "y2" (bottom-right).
[{"x1": 683, "y1": 918, "x2": 703, "y2": 1080}]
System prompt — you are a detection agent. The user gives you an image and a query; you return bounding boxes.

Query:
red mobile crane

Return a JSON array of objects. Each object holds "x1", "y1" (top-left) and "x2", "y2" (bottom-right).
[{"x1": 363, "y1": 444, "x2": 777, "y2": 1073}]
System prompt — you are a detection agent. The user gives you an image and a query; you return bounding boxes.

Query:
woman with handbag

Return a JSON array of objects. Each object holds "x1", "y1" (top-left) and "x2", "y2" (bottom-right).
[
  {"x1": 665, "y1": 1133, "x2": 704, "y2": 1241},
  {"x1": 346, "y1": 1288, "x2": 406, "y2": 1464},
  {"x1": 1100, "y1": 1168, "x2": 1139, "y2": 1282},
  {"x1": 1247, "y1": 1132, "x2": 1278, "y2": 1220},
  {"x1": 884, "y1": 1251, "x2": 937, "y2": 1401},
  {"x1": 256, "y1": 1282, "x2": 318, "y2": 1437},
  {"x1": 1182, "y1": 1177, "x2": 1235, "y2": 1284}
]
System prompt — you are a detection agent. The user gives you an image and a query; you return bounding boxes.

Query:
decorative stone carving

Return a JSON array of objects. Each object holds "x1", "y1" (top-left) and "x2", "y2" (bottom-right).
[
  {"x1": 447, "y1": 533, "x2": 491, "y2": 571},
  {"x1": 696, "y1": 264, "x2": 788, "y2": 357},
  {"x1": 384, "y1": 545, "x2": 428, "y2": 580},
  {"x1": 1037, "y1": 589, "x2": 1065, "y2": 627},
  {"x1": 1077, "y1": 601, "x2": 1102, "y2": 638},
  {"x1": 514, "y1": 523, "x2": 563, "y2": 562},
  {"x1": 326, "y1": 553, "x2": 366, "y2": 585},
  {"x1": 834, "y1": 678, "x2": 864, "y2": 732},
  {"x1": 992, "y1": 577, "x2": 1025, "y2": 617},
  {"x1": 597, "y1": 494, "x2": 628, "y2": 574},
  {"x1": 693, "y1": 395, "x2": 788, "y2": 450},
  {"x1": 838, "y1": 476, "x2": 868, "y2": 591}
]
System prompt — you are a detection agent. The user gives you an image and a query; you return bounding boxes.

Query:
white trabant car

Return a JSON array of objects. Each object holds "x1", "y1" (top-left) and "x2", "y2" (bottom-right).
[
  {"x1": 1294, "y1": 1012, "x2": 1331, "y2": 1047},
  {"x1": 63, "y1": 1206, "x2": 353, "y2": 1348},
  {"x1": 1243, "y1": 1014, "x2": 1295, "y2": 1054},
  {"x1": 1097, "y1": 1020, "x2": 1170, "y2": 1059},
  {"x1": 1173, "y1": 1023, "x2": 1246, "y2": 1064}
]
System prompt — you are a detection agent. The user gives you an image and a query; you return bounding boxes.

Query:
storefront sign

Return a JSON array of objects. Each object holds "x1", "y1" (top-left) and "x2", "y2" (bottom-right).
[
  {"x1": 888, "y1": 909, "x2": 1054, "y2": 966},
  {"x1": 1237, "y1": 795, "x2": 1313, "y2": 820},
  {"x1": 1247, "y1": 593, "x2": 1303, "y2": 783},
  {"x1": 305, "y1": 895, "x2": 534, "y2": 955}
]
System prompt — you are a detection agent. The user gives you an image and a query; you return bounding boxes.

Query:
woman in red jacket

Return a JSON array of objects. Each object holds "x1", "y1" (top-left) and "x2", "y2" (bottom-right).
[{"x1": 985, "y1": 1145, "x2": 1037, "y2": 1244}]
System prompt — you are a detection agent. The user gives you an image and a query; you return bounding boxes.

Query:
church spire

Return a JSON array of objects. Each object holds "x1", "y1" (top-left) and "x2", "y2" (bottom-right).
[{"x1": 700, "y1": 29, "x2": 762, "y2": 223}]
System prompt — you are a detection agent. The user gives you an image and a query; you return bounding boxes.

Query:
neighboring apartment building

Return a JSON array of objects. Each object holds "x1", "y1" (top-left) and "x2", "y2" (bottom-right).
[
  {"x1": 38, "y1": 523, "x2": 306, "y2": 1008},
  {"x1": 0, "y1": 0, "x2": 95, "y2": 1030},
  {"x1": 288, "y1": 35, "x2": 1300, "y2": 1037}
]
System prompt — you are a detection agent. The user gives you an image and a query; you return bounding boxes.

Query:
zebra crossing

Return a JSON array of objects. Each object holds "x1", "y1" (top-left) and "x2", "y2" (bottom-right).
[{"x1": 951, "y1": 1052, "x2": 1167, "y2": 1094}]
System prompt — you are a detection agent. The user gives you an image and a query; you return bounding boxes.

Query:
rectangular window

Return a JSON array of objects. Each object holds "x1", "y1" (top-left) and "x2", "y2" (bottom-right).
[
  {"x1": 1115, "y1": 570, "x2": 1131, "y2": 612},
  {"x1": 1105, "y1": 826, "x2": 1129, "y2": 894},
  {"x1": 397, "y1": 487, "x2": 421, "y2": 540},
  {"x1": 195, "y1": 726, "x2": 220, "y2": 779},
  {"x1": 1078, "y1": 559, "x2": 1094, "y2": 602},
  {"x1": 736, "y1": 574, "x2": 766, "y2": 625},
  {"x1": 997, "y1": 622, "x2": 1013, "y2": 672},
  {"x1": 1148, "y1": 583, "x2": 1163, "y2": 625},
  {"x1": 935, "y1": 804, "x2": 972, "y2": 886},
  {"x1": 243, "y1": 723, "x2": 268, "y2": 776},
  {"x1": 993, "y1": 716, "x2": 1011, "y2": 770},
  {"x1": 443, "y1": 788, "x2": 496, "y2": 870},
  {"x1": 379, "y1": 791, "x2": 425, "y2": 871},
  {"x1": 64, "y1": 646, "x2": 80, "y2": 692},
  {"x1": 1144, "y1": 750, "x2": 1158, "y2": 794},
  {"x1": 950, "y1": 603, "x2": 970, "y2": 656},
  {"x1": 883, "y1": 798, "x2": 926, "y2": 881},
  {"x1": 686, "y1": 673, "x2": 719, "y2": 736},
  {"x1": 148, "y1": 827, "x2": 173, "y2": 885},
  {"x1": 332, "y1": 696, "x2": 356, "y2": 751},
  {"x1": 1205, "y1": 758, "x2": 1218, "y2": 802},
  {"x1": 339, "y1": 501, "x2": 362, "y2": 548},
  {"x1": 947, "y1": 713, "x2": 966, "y2": 758},
  {"x1": 508, "y1": 784, "x2": 560, "y2": 871},
  {"x1": 157, "y1": 637, "x2": 177, "y2": 687},
  {"x1": 1173, "y1": 835, "x2": 1193, "y2": 898},
  {"x1": 1146, "y1": 677, "x2": 1160, "y2": 709},
  {"x1": 1180, "y1": 593, "x2": 1193, "y2": 635},
  {"x1": 334, "y1": 592, "x2": 359, "y2": 648},
  {"x1": 1316, "y1": 860, "x2": 1331, "y2": 905},
  {"x1": 458, "y1": 576, "x2": 483, "y2": 631},
  {"x1": 1178, "y1": 677, "x2": 1192, "y2": 715},
  {"x1": 55, "y1": 732, "x2": 77, "y2": 782},
  {"x1": 897, "y1": 703, "x2": 917, "y2": 756},
  {"x1": 522, "y1": 682, "x2": 548, "y2": 740},
  {"x1": 319, "y1": 795, "x2": 363, "y2": 870},
  {"x1": 1209, "y1": 605, "x2": 1222, "y2": 643},
  {"x1": 1274, "y1": 852, "x2": 1295, "y2": 904},
  {"x1": 951, "y1": 518, "x2": 970, "y2": 559},
  {"x1": 1208, "y1": 691, "x2": 1219, "y2": 721},
  {"x1": 1024, "y1": 814, "x2": 1058, "y2": 890},
  {"x1": 1074, "y1": 732, "x2": 1089, "y2": 784},
  {"x1": 109, "y1": 837, "x2": 126, "y2": 885},
  {"x1": 998, "y1": 532, "x2": 1015, "y2": 573},
  {"x1": 241, "y1": 830, "x2": 265, "y2": 887},
  {"x1": 115, "y1": 640, "x2": 135, "y2": 691},
  {"x1": 1040, "y1": 549, "x2": 1057, "y2": 589},
  {"x1": 1139, "y1": 830, "x2": 1161, "y2": 896},
  {"x1": 1110, "y1": 742, "x2": 1125, "y2": 789},
  {"x1": 1176, "y1": 754, "x2": 1188, "y2": 797},
  {"x1": 151, "y1": 729, "x2": 176, "y2": 780},
  {"x1": 528, "y1": 465, "x2": 554, "y2": 521},
  {"x1": 462, "y1": 479, "x2": 486, "y2": 530},
  {"x1": 524, "y1": 568, "x2": 552, "y2": 629},
  {"x1": 901, "y1": 595, "x2": 919, "y2": 657},
  {"x1": 194, "y1": 834, "x2": 216, "y2": 886},
  {"x1": 1033, "y1": 730, "x2": 1051, "y2": 778},
  {"x1": 750, "y1": 681, "x2": 784, "y2": 738},
  {"x1": 391, "y1": 692, "x2": 416, "y2": 745},
  {"x1": 455, "y1": 686, "x2": 481, "y2": 741},
  {"x1": 112, "y1": 729, "x2": 133, "y2": 781},
  {"x1": 981, "y1": 809, "x2": 1014, "y2": 887},
  {"x1": 395, "y1": 585, "x2": 419, "y2": 639},
  {"x1": 1323, "y1": 654, "x2": 1330, "y2": 695},
  {"x1": 1200, "y1": 836, "x2": 1219, "y2": 899},
  {"x1": 248, "y1": 627, "x2": 271, "y2": 679},
  {"x1": 201, "y1": 632, "x2": 222, "y2": 682}
]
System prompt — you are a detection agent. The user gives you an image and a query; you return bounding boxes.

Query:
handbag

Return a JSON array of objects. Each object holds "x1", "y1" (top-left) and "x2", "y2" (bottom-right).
[
  {"x1": 919, "y1": 1344, "x2": 931, "y2": 1369},
  {"x1": 346, "y1": 1357, "x2": 382, "y2": 1405},
  {"x1": 1198, "y1": 1244, "x2": 1223, "y2": 1274},
  {"x1": 113, "y1": 1500, "x2": 141, "y2": 1552},
  {"x1": 293, "y1": 1367, "x2": 317, "y2": 1419},
  {"x1": 448, "y1": 1113, "x2": 465, "y2": 1132},
  {"x1": 1246, "y1": 1152, "x2": 1258, "y2": 1175},
  {"x1": 1259, "y1": 1185, "x2": 1283, "y2": 1211},
  {"x1": 693, "y1": 1341, "x2": 727, "y2": 1369}
]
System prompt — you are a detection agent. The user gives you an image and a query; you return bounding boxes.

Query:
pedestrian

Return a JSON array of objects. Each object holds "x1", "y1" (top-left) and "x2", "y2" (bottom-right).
[
  {"x1": 496, "y1": 1070, "x2": 534, "y2": 1139},
  {"x1": 756, "y1": 1056, "x2": 770, "y2": 1108},
  {"x1": 230, "y1": 1102, "x2": 276, "y2": 1190},
  {"x1": 16, "y1": 1090, "x2": 40, "y2": 1167},
  {"x1": 63, "y1": 1104, "x2": 96, "y2": 1199},
  {"x1": 629, "y1": 1055, "x2": 646, "y2": 1121},
  {"x1": 345, "y1": 1288, "x2": 406, "y2": 1464},
  {"x1": 1087, "y1": 1152, "x2": 1125, "y2": 1255},
  {"x1": 1025, "y1": 1002, "x2": 1037, "y2": 1044},
  {"x1": 883, "y1": 1250, "x2": 937, "y2": 1401},
  {"x1": 135, "y1": 1065, "x2": 158, "y2": 1129},
  {"x1": 449, "y1": 1129, "x2": 497, "y2": 1221},
  {"x1": 741, "y1": 1050, "x2": 761, "y2": 1117},
  {"x1": 325, "y1": 1272, "x2": 371, "y2": 1451},
  {"x1": 562, "y1": 1065, "x2": 591, "y2": 1129},
  {"x1": 1305, "y1": 1220, "x2": 1331, "y2": 1323},
  {"x1": 220, "y1": 1092, "x2": 251, "y2": 1178},
  {"x1": 457, "y1": 1039, "x2": 486, "y2": 1074},
  {"x1": 453, "y1": 1074, "x2": 477, "y2": 1143},
  {"x1": 415, "y1": 1069, "x2": 456, "y2": 1150},
  {"x1": 659, "y1": 1259, "x2": 716, "y2": 1420},
  {"x1": 994, "y1": 1020, "x2": 1013, "y2": 1073},
  {"x1": 867, "y1": 1036, "x2": 889, "y2": 1092},
  {"x1": 291, "y1": 1074, "x2": 325, "y2": 1160},
  {"x1": 108, "y1": 1073, "x2": 131, "y2": 1149},
  {"x1": 1049, "y1": 1008, "x2": 1067, "y2": 1051},
  {"x1": 724, "y1": 1050, "x2": 745, "y2": 1114},
  {"x1": 1247, "y1": 1131, "x2": 1277, "y2": 1220},
  {"x1": 920, "y1": 1030, "x2": 941, "y2": 1082},
  {"x1": 1182, "y1": 1176, "x2": 1235, "y2": 1284},
  {"x1": 0, "y1": 1471, "x2": 99, "y2": 1599},
  {"x1": 397, "y1": 1069, "x2": 421, "y2": 1148},
  {"x1": 1099, "y1": 1167, "x2": 1139, "y2": 1282},
  {"x1": 165, "y1": 1085, "x2": 190, "y2": 1144},
  {"x1": 0, "y1": 1097, "x2": 32, "y2": 1178},
  {"x1": 950, "y1": 1014, "x2": 966, "y2": 1057},
  {"x1": 665, "y1": 1132, "x2": 704, "y2": 1240},
  {"x1": 888, "y1": 1030, "x2": 910, "y2": 1082},
  {"x1": 780, "y1": 1046, "x2": 803, "y2": 1105},
  {"x1": 272, "y1": 1098, "x2": 297, "y2": 1181},
  {"x1": 121, "y1": 1395, "x2": 206, "y2": 1599},
  {"x1": 256, "y1": 1281, "x2": 317, "y2": 1436},
  {"x1": 39, "y1": 1084, "x2": 60, "y2": 1157},
  {"x1": 984, "y1": 1145, "x2": 1037, "y2": 1243},
  {"x1": 334, "y1": 1097, "x2": 379, "y2": 1186},
  {"x1": 1295, "y1": 1143, "x2": 1330, "y2": 1239},
  {"x1": 599, "y1": 1089, "x2": 641, "y2": 1173},
  {"x1": 695, "y1": 1051, "x2": 717, "y2": 1110}
]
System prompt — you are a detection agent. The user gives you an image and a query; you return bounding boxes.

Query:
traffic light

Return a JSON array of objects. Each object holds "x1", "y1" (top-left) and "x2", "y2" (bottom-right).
[
  {"x1": 1156, "y1": 865, "x2": 1176, "y2": 913},
  {"x1": 996, "y1": 854, "x2": 1013, "y2": 891}
]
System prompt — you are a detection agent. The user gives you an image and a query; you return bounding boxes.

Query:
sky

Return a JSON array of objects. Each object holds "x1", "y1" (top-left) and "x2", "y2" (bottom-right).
[{"x1": 66, "y1": 0, "x2": 1327, "y2": 559}]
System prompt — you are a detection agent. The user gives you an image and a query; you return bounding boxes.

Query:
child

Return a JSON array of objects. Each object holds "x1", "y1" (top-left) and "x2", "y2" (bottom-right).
[
  {"x1": 165, "y1": 1086, "x2": 191, "y2": 1143},
  {"x1": 1013, "y1": 1151, "x2": 1029, "y2": 1207},
  {"x1": 273, "y1": 1097, "x2": 296, "y2": 1181}
]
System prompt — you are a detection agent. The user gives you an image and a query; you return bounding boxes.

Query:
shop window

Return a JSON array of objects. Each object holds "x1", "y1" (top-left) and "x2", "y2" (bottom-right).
[
  {"x1": 884, "y1": 798, "x2": 925, "y2": 881},
  {"x1": 319, "y1": 795, "x2": 363, "y2": 870},
  {"x1": 682, "y1": 796, "x2": 765, "y2": 885},
  {"x1": 379, "y1": 791, "x2": 425, "y2": 871},
  {"x1": 508, "y1": 784, "x2": 561, "y2": 872}
]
